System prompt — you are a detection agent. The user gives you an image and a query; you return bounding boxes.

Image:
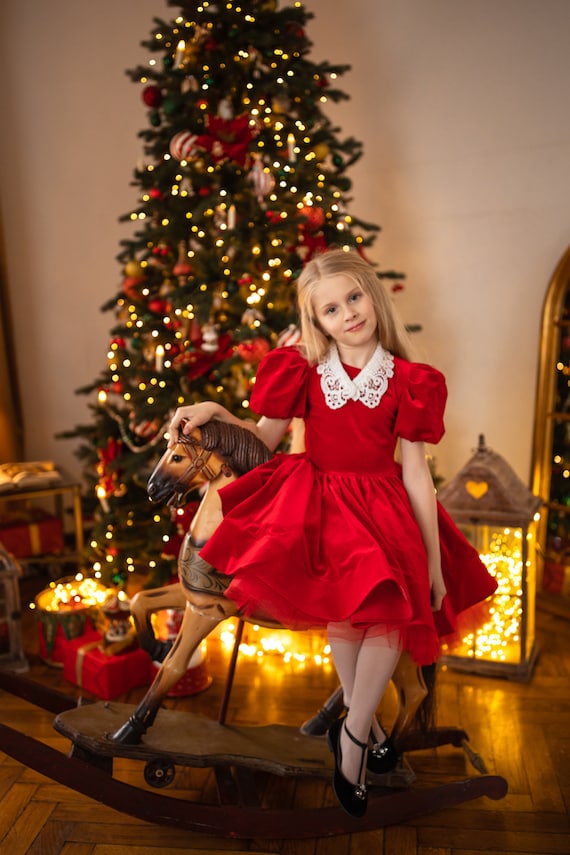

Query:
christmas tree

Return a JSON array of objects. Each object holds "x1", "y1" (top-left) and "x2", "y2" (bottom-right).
[{"x1": 64, "y1": 0, "x2": 403, "y2": 589}]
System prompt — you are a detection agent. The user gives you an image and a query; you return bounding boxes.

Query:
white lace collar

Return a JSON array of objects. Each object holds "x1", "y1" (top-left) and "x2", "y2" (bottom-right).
[{"x1": 317, "y1": 343, "x2": 394, "y2": 410}]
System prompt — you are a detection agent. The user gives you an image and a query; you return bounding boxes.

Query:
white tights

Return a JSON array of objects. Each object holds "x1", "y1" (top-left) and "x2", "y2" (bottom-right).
[{"x1": 327, "y1": 621, "x2": 402, "y2": 786}]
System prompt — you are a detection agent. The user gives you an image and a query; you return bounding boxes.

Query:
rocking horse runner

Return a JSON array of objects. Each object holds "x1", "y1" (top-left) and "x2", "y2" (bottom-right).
[{"x1": 124, "y1": 248, "x2": 498, "y2": 818}]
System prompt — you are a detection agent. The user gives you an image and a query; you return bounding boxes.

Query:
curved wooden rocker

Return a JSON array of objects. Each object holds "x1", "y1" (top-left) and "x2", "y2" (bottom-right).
[
  {"x1": 0, "y1": 668, "x2": 508, "y2": 839},
  {"x1": 46, "y1": 420, "x2": 507, "y2": 835}
]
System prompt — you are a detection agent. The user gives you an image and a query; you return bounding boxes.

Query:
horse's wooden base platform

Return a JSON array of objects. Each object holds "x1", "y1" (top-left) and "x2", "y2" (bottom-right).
[
  {"x1": 49, "y1": 701, "x2": 507, "y2": 839},
  {"x1": 54, "y1": 701, "x2": 414, "y2": 788}
]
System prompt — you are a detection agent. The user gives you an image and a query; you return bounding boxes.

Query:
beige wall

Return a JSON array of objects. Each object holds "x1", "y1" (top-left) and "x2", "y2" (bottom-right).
[{"x1": 0, "y1": 0, "x2": 568, "y2": 487}]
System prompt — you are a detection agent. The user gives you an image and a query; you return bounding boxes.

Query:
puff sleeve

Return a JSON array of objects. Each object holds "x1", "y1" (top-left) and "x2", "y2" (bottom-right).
[
  {"x1": 394, "y1": 362, "x2": 447, "y2": 444},
  {"x1": 249, "y1": 346, "x2": 309, "y2": 419}
]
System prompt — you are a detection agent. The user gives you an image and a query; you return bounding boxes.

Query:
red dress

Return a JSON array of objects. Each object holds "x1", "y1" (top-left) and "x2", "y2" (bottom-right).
[{"x1": 200, "y1": 346, "x2": 497, "y2": 666}]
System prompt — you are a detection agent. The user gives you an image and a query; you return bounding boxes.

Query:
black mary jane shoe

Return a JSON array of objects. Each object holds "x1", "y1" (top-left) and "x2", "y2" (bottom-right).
[
  {"x1": 367, "y1": 734, "x2": 400, "y2": 775},
  {"x1": 344, "y1": 707, "x2": 399, "y2": 776},
  {"x1": 327, "y1": 717, "x2": 368, "y2": 818}
]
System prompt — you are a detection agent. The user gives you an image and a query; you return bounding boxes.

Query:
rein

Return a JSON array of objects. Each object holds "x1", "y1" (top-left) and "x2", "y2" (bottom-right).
[{"x1": 168, "y1": 435, "x2": 225, "y2": 502}]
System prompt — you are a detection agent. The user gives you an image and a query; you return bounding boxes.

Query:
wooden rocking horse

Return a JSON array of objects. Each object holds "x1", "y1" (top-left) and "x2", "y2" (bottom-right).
[
  {"x1": 48, "y1": 420, "x2": 507, "y2": 836},
  {"x1": 110, "y1": 419, "x2": 432, "y2": 746}
]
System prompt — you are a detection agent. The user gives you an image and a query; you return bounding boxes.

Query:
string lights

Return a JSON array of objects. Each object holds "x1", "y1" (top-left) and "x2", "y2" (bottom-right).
[{"x1": 215, "y1": 621, "x2": 334, "y2": 673}]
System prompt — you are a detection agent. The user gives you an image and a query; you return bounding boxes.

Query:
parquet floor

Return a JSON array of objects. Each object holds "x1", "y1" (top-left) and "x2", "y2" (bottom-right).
[{"x1": 0, "y1": 575, "x2": 569, "y2": 855}]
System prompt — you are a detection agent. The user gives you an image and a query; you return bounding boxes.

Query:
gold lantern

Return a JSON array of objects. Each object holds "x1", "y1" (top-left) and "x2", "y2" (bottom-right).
[{"x1": 438, "y1": 436, "x2": 541, "y2": 681}]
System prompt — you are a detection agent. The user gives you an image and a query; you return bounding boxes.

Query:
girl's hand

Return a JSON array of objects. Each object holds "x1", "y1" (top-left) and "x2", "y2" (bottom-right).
[
  {"x1": 167, "y1": 402, "x2": 221, "y2": 447},
  {"x1": 429, "y1": 564, "x2": 447, "y2": 611}
]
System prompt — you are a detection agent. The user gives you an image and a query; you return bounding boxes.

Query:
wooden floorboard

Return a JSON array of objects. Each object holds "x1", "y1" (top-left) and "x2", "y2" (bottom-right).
[{"x1": 0, "y1": 576, "x2": 569, "y2": 854}]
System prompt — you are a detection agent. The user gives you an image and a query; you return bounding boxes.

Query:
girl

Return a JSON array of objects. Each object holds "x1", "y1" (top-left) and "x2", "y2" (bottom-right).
[{"x1": 168, "y1": 248, "x2": 497, "y2": 817}]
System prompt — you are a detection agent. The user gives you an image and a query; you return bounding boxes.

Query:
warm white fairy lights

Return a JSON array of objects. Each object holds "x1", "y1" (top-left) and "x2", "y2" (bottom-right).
[
  {"x1": 216, "y1": 621, "x2": 333, "y2": 672},
  {"x1": 31, "y1": 574, "x2": 113, "y2": 613},
  {"x1": 443, "y1": 526, "x2": 532, "y2": 664}
]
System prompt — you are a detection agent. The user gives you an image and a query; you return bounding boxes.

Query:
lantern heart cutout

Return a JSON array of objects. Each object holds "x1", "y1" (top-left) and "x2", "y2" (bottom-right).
[{"x1": 466, "y1": 480, "x2": 489, "y2": 500}]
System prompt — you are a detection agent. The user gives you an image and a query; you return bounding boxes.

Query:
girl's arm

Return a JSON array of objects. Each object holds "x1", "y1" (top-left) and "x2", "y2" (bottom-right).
[
  {"x1": 167, "y1": 402, "x2": 291, "y2": 453},
  {"x1": 400, "y1": 438, "x2": 447, "y2": 611}
]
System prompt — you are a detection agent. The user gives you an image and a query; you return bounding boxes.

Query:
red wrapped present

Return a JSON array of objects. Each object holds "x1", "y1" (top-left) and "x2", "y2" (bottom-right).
[
  {"x1": 150, "y1": 655, "x2": 212, "y2": 697},
  {"x1": 63, "y1": 632, "x2": 154, "y2": 699},
  {"x1": 0, "y1": 507, "x2": 64, "y2": 558},
  {"x1": 34, "y1": 576, "x2": 116, "y2": 665},
  {"x1": 37, "y1": 611, "x2": 99, "y2": 665}
]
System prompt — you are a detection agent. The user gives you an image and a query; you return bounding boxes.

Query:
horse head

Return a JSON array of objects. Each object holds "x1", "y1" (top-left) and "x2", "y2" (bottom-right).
[{"x1": 147, "y1": 419, "x2": 272, "y2": 508}]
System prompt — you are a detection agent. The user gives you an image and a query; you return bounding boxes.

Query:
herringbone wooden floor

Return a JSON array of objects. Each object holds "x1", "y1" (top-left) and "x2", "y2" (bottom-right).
[{"x1": 1, "y1": 575, "x2": 569, "y2": 855}]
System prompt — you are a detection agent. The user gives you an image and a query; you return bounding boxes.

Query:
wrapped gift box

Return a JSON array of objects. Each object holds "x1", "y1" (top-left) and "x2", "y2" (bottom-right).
[
  {"x1": 35, "y1": 576, "x2": 115, "y2": 665},
  {"x1": 0, "y1": 507, "x2": 64, "y2": 558},
  {"x1": 37, "y1": 609, "x2": 99, "y2": 665},
  {"x1": 63, "y1": 632, "x2": 154, "y2": 699}
]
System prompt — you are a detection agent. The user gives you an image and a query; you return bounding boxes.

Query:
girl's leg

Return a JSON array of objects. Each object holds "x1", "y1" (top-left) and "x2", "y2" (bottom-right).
[
  {"x1": 327, "y1": 621, "x2": 365, "y2": 708},
  {"x1": 343, "y1": 639, "x2": 401, "y2": 784},
  {"x1": 328, "y1": 623, "x2": 401, "y2": 786}
]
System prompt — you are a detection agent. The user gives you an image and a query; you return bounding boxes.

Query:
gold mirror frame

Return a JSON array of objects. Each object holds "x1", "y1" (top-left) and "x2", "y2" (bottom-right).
[
  {"x1": 531, "y1": 244, "x2": 570, "y2": 597},
  {"x1": 0, "y1": 210, "x2": 24, "y2": 462}
]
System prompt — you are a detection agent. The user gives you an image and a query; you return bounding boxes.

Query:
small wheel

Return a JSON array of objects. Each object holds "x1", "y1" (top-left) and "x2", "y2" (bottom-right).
[{"x1": 143, "y1": 757, "x2": 176, "y2": 788}]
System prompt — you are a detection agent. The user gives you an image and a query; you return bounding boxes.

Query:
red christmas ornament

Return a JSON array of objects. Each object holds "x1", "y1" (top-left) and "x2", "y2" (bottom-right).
[
  {"x1": 286, "y1": 23, "x2": 305, "y2": 39},
  {"x1": 151, "y1": 245, "x2": 171, "y2": 258},
  {"x1": 237, "y1": 337, "x2": 271, "y2": 364},
  {"x1": 299, "y1": 205, "x2": 325, "y2": 232},
  {"x1": 123, "y1": 276, "x2": 145, "y2": 299},
  {"x1": 173, "y1": 258, "x2": 192, "y2": 278},
  {"x1": 148, "y1": 298, "x2": 168, "y2": 314},
  {"x1": 149, "y1": 187, "x2": 164, "y2": 200},
  {"x1": 142, "y1": 85, "x2": 163, "y2": 108},
  {"x1": 265, "y1": 210, "x2": 281, "y2": 224}
]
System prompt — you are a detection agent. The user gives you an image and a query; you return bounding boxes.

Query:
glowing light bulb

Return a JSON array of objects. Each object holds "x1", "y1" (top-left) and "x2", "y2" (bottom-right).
[
  {"x1": 155, "y1": 344, "x2": 165, "y2": 372},
  {"x1": 174, "y1": 39, "x2": 186, "y2": 68}
]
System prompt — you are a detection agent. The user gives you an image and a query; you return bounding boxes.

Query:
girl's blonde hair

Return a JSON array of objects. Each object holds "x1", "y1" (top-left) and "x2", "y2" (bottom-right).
[{"x1": 296, "y1": 248, "x2": 413, "y2": 364}]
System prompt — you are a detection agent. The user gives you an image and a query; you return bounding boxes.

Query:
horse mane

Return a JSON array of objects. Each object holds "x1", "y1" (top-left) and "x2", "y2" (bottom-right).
[{"x1": 183, "y1": 420, "x2": 273, "y2": 476}]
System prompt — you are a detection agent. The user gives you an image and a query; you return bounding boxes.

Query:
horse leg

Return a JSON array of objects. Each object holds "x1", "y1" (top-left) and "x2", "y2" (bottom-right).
[
  {"x1": 129, "y1": 584, "x2": 187, "y2": 662},
  {"x1": 390, "y1": 652, "x2": 430, "y2": 742},
  {"x1": 300, "y1": 650, "x2": 430, "y2": 741},
  {"x1": 110, "y1": 604, "x2": 223, "y2": 745},
  {"x1": 300, "y1": 685, "x2": 345, "y2": 735}
]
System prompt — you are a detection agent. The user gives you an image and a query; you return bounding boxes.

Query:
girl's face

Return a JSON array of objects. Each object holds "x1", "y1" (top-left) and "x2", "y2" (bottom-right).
[{"x1": 312, "y1": 273, "x2": 378, "y2": 358}]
